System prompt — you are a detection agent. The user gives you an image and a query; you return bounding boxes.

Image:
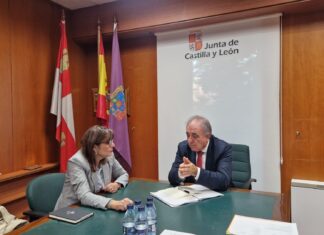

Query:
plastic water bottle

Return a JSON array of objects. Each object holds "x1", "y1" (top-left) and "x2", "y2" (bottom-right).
[
  {"x1": 134, "y1": 199, "x2": 141, "y2": 217},
  {"x1": 122, "y1": 204, "x2": 136, "y2": 235},
  {"x1": 146, "y1": 196, "x2": 156, "y2": 211},
  {"x1": 135, "y1": 205, "x2": 147, "y2": 235},
  {"x1": 146, "y1": 202, "x2": 157, "y2": 235}
]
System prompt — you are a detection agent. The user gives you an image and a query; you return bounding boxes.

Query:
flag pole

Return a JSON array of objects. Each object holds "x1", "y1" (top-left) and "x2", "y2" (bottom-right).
[
  {"x1": 113, "y1": 16, "x2": 117, "y2": 31},
  {"x1": 97, "y1": 18, "x2": 101, "y2": 54},
  {"x1": 61, "y1": 9, "x2": 65, "y2": 21}
]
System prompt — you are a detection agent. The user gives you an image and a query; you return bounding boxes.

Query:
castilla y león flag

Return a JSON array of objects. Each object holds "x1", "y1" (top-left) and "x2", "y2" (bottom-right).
[
  {"x1": 109, "y1": 22, "x2": 131, "y2": 169},
  {"x1": 50, "y1": 17, "x2": 77, "y2": 172}
]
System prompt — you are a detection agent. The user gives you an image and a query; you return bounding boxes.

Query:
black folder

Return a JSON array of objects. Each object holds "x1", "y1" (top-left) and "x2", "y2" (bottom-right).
[{"x1": 49, "y1": 207, "x2": 94, "y2": 224}]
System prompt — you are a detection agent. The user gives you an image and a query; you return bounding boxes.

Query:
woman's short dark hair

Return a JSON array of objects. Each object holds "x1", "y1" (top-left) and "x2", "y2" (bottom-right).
[{"x1": 81, "y1": 125, "x2": 114, "y2": 172}]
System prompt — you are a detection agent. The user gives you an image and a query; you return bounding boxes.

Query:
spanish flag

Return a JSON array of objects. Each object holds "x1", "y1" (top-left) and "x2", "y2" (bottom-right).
[{"x1": 96, "y1": 23, "x2": 109, "y2": 126}]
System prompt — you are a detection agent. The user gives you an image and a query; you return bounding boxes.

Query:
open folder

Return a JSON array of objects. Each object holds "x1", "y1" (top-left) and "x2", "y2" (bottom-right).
[{"x1": 150, "y1": 184, "x2": 223, "y2": 207}]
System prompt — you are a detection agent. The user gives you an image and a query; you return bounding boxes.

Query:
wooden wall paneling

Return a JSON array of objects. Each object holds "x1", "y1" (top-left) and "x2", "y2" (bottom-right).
[
  {"x1": 282, "y1": 10, "x2": 324, "y2": 219},
  {"x1": 0, "y1": 0, "x2": 63, "y2": 218},
  {"x1": 0, "y1": 0, "x2": 13, "y2": 175},
  {"x1": 69, "y1": 0, "x2": 324, "y2": 43},
  {"x1": 10, "y1": 0, "x2": 61, "y2": 170},
  {"x1": 120, "y1": 35, "x2": 158, "y2": 179}
]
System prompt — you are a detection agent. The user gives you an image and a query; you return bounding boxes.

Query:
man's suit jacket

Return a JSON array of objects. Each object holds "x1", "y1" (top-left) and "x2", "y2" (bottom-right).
[
  {"x1": 55, "y1": 150, "x2": 129, "y2": 210},
  {"x1": 168, "y1": 135, "x2": 232, "y2": 191}
]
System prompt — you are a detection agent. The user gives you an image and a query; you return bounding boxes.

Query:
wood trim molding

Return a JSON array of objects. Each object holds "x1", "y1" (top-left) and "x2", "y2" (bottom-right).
[{"x1": 0, "y1": 163, "x2": 58, "y2": 183}]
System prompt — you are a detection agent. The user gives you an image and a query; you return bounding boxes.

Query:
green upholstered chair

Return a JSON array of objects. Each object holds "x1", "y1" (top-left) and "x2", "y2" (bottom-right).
[
  {"x1": 23, "y1": 173, "x2": 65, "y2": 221},
  {"x1": 231, "y1": 144, "x2": 256, "y2": 189}
]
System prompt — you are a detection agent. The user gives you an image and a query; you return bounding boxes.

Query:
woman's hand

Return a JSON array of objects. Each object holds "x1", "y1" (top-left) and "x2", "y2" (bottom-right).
[
  {"x1": 103, "y1": 182, "x2": 121, "y2": 193},
  {"x1": 107, "y1": 198, "x2": 133, "y2": 211}
]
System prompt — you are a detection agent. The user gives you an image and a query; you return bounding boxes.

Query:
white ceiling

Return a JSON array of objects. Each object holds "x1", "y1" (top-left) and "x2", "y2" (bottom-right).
[{"x1": 51, "y1": 0, "x2": 117, "y2": 10}]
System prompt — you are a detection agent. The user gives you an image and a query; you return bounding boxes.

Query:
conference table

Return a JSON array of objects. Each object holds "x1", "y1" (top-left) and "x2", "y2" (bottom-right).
[{"x1": 11, "y1": 180, "x2": 283, "y2": 235}]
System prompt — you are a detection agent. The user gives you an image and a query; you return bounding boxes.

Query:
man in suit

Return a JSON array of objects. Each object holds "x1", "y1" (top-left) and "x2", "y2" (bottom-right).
[{"x1": 168, "y1": 115, "x2": 232, "y2": 191}]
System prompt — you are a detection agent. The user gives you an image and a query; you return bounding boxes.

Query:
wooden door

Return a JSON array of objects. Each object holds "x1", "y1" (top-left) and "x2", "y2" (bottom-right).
[{"x1": 282, "y1": 11, "x2": 324, "y2": 220}]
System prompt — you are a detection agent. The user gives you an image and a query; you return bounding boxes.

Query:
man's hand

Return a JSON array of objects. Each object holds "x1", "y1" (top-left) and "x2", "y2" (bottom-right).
[
  {"x1": 103, "y1": 182, "x2": 121, "y2": 193},
  {"x1": 178, "y1": 156, "x2": 198, "y2": 178},
  {"x1": 107, "y1": 198, "x2": 133, "y2": 211}
]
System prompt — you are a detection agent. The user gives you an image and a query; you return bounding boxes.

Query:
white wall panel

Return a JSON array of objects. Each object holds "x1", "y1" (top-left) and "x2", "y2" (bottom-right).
[{"x1": 157, "y1": 14, "x2": 281, "y2": 192}]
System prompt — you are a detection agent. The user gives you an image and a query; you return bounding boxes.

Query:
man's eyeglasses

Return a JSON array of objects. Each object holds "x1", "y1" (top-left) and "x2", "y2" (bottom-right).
[{"x1": 186, "y1": 132, "x2": 200, "y2": 140}]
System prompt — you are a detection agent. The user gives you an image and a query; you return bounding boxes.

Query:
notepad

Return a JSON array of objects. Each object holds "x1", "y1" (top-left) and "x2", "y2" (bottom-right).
[
  {"x1": 226, "y1": 215, "x2": 299, "y2": 235},
  {"x1": 49, "y1": 207, "x2": 94, "y2": 224},
  {"x1": 150, "y1": 184, "x2": 223, "y2": 207}
]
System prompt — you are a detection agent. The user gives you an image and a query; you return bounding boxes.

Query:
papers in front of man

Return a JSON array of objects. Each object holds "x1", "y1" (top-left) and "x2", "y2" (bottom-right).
[
  {"x1": 226, "y1": 215, "x2": 299, "y2": 235},
  {"x1": 150, "y1": 184, "x2": 223, "y2": 207},
  {"x1": 160, "y1": 229, "x2": 196, "y2": 235},
  {"x1": 49, "y1": 207, "x2": 94, "y2": 224}
]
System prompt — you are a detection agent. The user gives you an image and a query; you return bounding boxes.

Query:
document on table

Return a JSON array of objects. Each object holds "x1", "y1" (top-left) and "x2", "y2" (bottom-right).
[
  {"x1": 150, "y1": 184, "x2": 223, "y2": 207},
  {"x1": 160, "y1": 229, "x2": 196, "y2": 235},
  {"x1": 226, "y1": 215, "x2": 299, "y2": 235}
]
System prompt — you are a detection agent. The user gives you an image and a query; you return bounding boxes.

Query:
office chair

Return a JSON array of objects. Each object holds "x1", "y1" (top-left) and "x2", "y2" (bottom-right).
[
  {"x1": 230, "y1": 144, "x2": 256, "y2": 189},
  {"x1": 23, "y1": 173, "x2": 65, "y2": 221}
]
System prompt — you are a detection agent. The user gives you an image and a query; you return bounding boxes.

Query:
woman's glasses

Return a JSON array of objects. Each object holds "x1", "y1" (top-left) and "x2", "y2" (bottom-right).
[{"x1": 101, "y1": 139, "x2": 114, "y2": 146}]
